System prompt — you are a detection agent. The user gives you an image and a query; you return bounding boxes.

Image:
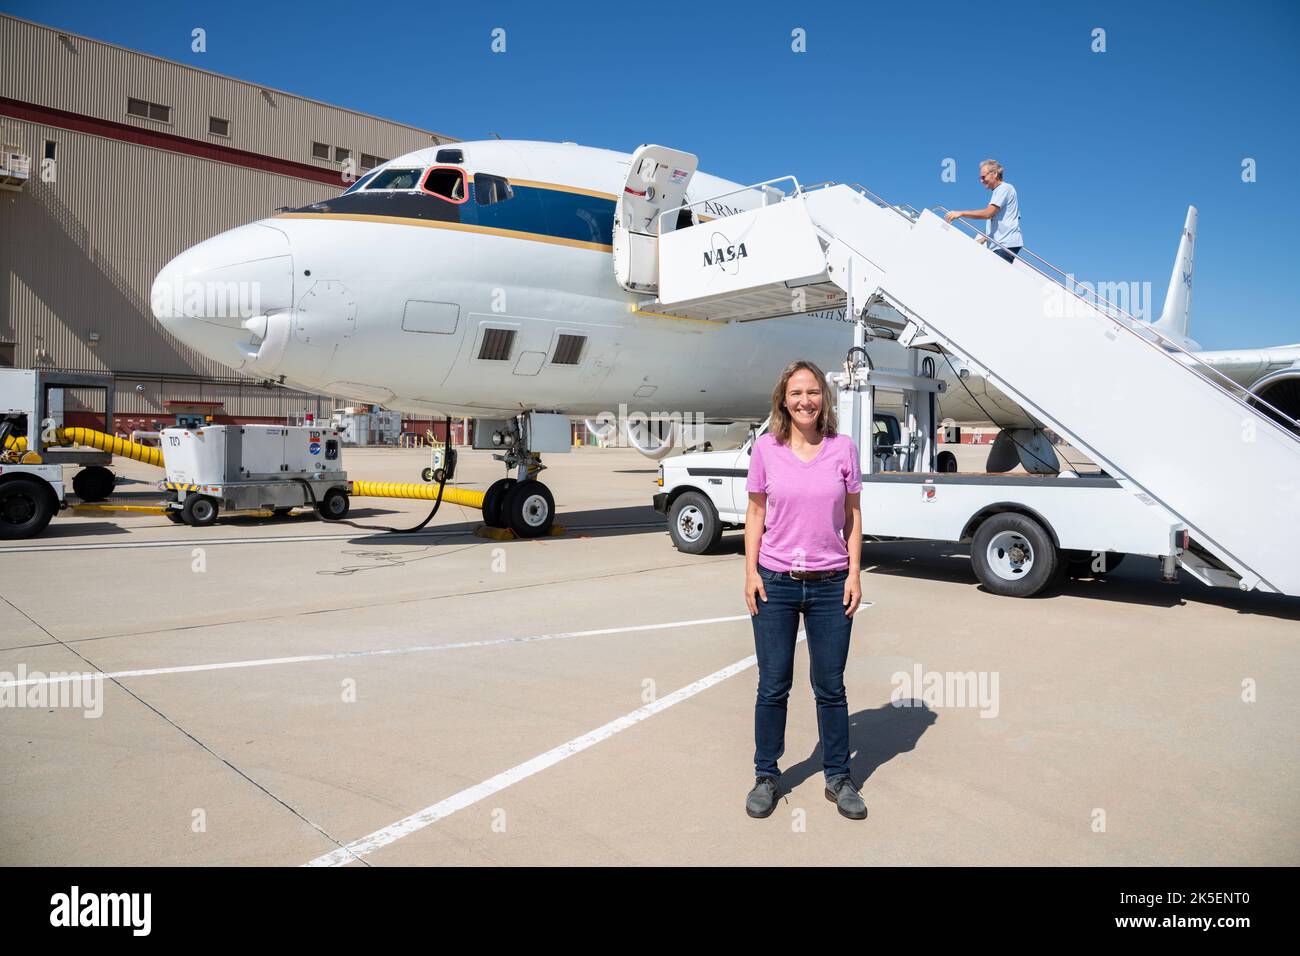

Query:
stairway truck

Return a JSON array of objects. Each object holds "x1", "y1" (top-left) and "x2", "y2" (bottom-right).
[
  {"x1": 656, "y1": 429, "x2": 1182, "y2": 596},
  {"x1": 159, "y1": 425, "x2": 350, "y2": 526}
]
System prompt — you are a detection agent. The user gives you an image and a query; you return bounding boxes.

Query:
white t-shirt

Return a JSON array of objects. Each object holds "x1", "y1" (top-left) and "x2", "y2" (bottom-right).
[{"x1": 987, "y1": 181, "x2": 1023, "y2": 249}]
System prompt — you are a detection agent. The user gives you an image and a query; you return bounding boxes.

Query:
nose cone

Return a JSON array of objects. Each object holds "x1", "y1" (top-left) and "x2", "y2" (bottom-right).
[{"x1": 151, "y1": 222, "x2": 294, "y2": 369}]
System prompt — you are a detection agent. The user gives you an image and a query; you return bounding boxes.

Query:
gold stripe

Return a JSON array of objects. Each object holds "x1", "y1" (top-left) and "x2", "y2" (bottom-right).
[
  {"x1": 509, "y1": 179, "x2": 617, "y2": 201},
  {"x1": 274, "y1": 212, "x2": 613, "y2": 253},
  {"x1": 628, "y1": 304, "x2": 718, "y2": 325}
]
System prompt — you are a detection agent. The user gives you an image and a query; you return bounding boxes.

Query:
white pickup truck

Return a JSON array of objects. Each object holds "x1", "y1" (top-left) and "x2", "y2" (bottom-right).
[{"x1": 653, "y1": 395, "x2": 1189, "y2": 599}]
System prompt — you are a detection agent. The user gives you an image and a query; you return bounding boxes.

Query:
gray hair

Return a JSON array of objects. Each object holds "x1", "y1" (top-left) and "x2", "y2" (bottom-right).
[{"x1": 980, "y1": 159, "x2": 1004, "y2": 180}]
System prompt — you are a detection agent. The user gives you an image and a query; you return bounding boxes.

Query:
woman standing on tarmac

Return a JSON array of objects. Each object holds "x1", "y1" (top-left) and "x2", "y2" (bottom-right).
[{"x1": 743, "y1": 359, "x2": 865, "y2": 820}]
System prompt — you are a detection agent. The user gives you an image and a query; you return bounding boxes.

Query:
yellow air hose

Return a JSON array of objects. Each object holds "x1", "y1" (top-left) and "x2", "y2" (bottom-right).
[
  {"x1": 348, "y1": 480, "x2": 485, "y2": 509},
  {"x1": 4, "y1": 428, "x2": 164, "y2": 467}
]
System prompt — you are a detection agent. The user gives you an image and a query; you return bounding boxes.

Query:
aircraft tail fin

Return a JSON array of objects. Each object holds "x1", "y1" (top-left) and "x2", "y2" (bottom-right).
[{"x1": 1154, "y1": 205, "x2": 1197, "y2": 340}]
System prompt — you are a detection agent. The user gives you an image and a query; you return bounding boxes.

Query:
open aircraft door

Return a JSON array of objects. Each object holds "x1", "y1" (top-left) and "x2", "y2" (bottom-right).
[{"x1": 613, "y1": 145, "x2": 698, "y2": 294}]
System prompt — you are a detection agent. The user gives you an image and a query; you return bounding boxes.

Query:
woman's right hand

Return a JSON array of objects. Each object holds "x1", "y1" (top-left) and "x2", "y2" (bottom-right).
[{"x1": 745, "y1": 569, "x2": 768, "y2": 615}]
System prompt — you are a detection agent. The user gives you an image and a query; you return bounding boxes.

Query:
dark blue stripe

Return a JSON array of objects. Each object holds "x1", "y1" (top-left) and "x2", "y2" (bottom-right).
[{"x1": 289, "y1": 183, "x2": 616, "y2": 247}]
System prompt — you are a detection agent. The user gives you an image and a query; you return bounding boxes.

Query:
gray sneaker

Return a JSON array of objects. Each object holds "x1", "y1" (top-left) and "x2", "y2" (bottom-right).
[
  {"x1": 745, "y1": 775, "x2": 780, "y2": 818},
  {"x1": 825, "y1": 775, "x2": 867, "y2": 819}
]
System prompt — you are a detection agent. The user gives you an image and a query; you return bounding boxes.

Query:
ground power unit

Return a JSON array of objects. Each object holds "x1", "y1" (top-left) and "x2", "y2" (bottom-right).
[{"x1": 159, "y1": 424, "x2": 350, "y2": 526}]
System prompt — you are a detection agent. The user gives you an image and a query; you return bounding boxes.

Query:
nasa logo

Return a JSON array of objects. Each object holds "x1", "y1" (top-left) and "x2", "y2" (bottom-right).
[
  {"x1": 702, "y1": 232, "x2": 748, "y2": 275},
  {"x1": 309, "y1": 442, "x2": 321, "y2": 455}
]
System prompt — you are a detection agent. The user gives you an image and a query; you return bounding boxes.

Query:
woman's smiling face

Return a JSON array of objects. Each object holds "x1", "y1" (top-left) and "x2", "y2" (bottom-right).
[{"x1": 784, "y1": 368, "x2": 823, "y2": 431}]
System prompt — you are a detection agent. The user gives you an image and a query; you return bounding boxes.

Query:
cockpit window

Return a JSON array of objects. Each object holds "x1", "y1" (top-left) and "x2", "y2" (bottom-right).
[
  {"x1": 475, "y1": 173, "x2": 514, "y2": 206},
  {"x1": 423, "y1": 166, "x2": 466, "y2": 203},
  {"x1": 342, "y1": 168, "x2": 381, "y2": 195},
  {"x1": 365, "y1": 167, "x2": 425, "y2": 190}
]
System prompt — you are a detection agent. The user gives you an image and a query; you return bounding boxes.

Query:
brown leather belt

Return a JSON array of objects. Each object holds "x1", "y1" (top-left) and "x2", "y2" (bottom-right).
[{"x1": 783, "y1": 568, "x2": 845, "y2": 580}]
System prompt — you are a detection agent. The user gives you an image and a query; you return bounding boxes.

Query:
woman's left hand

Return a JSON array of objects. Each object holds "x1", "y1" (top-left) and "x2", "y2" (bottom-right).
[{"x1": 843, "y1": 574, "x2": 861, "y2": 616}]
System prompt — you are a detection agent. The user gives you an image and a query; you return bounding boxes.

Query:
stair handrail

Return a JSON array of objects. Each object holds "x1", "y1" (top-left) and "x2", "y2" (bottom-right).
[
  {"x1": 931, "y1": 203, "x2": 1300, "y2": 436},
  {"x1": 655, "y1": 175, "x2": 802, "y2": 236}
]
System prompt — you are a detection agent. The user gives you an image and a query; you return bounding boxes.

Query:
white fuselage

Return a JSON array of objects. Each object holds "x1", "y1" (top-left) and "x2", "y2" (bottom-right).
[{"x1": 152, "y1": 140, "x2": 1297, "y2": 431}]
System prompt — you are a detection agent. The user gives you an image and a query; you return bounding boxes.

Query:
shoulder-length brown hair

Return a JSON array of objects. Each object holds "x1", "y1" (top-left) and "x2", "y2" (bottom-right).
[{"x1": 768, "y1": 359, "x2": 838, "y2": 445}]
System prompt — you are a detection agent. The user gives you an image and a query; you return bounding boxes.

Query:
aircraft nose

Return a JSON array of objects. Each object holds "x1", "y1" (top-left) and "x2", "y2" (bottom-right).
[{"x1": 151, "y1": 222, "x2": 294, "y2": 367}]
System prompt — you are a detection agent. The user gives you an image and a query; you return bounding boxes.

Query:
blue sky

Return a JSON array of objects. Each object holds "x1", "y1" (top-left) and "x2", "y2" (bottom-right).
[{"x1": 7, "y1": 0, "x2": 1299, "y2": 349}]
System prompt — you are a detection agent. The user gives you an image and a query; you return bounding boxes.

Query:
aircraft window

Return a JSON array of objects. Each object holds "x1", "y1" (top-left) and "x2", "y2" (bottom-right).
[
  {"x1": 423, "y1": 166, "x2": 467, "y2": 203},
  {"x1": 365, "y1": 167, "x2": 425, "y2": 190},
  {"x1": 475, "y1": 173, "x2": 514, "y2": 206},
  {"x1": 343, "y1": 168, "x2": 382, "y2": 194}
]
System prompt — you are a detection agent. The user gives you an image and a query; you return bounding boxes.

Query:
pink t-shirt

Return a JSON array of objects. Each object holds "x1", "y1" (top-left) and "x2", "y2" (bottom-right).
[{"x1": 745, "y1": 431, "x2": 862, "y2": 572}]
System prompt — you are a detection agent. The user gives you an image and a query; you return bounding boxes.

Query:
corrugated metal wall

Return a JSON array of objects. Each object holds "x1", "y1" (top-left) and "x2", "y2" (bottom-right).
[
  {"x1": 0, "y1": 14, "x2": 455, "y2": 419},
  {"x1": 0, "y1": 14, "x2": 451, "y2": 168}
]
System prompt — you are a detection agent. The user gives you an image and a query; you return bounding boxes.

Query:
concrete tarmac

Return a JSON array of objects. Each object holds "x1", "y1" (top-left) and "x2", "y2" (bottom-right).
[{"x1": 1, "y1": 444, "x2": 1296, "y2": 865}]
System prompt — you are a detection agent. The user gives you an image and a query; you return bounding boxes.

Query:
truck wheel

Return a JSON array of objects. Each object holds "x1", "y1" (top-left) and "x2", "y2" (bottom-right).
[
  {"x1": 936, "y1": 451, "x2": 958, "y2": 473},
  {"x1": 481, "y1": 478, "x2": 515, "y2": 528},
  {"x1": 0, "y1": 478, "x2": 56, "y2": 539},
  {"x1": 182, "y1": 495, "x2": 219, "y2": 527},
  {"x1": 318, "y1": 487, "x2": 350, "y2": 521},
  {"x1": 503, "y1": 479, "x2": 554, "y2": 539},
  {"x1": 668, "y1": 491, "x2": 723, "y2": 555},
  {"x1": 1064, "y1": 550, "x2": 1126, "y2": 577},
  {"x1": 970, "y1": 513, "x2": 1058, "y2": 597},
  {"x1": 72, "y1": 465, "x2": 115, "y2": 502}
]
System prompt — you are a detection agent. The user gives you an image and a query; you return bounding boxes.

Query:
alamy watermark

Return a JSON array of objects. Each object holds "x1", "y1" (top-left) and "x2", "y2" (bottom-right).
[
  {"x1": 1045, "y1": 274, "x2": 1153, "y2": 321},
  {"x1": 0, "y1": 666, "x2": 104, "y2": 718},
  {"x1": 891, "y1": 663, "x2": 1000, "y2": 718}
]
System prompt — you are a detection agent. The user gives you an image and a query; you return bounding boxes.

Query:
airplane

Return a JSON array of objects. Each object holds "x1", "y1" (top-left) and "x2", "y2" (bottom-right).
[{"x1": 151, "y1": 141, "x2": 1300, "y2": 537}]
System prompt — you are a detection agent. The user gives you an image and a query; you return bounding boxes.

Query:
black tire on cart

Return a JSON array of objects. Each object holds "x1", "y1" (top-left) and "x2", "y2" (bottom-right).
[
  {"x1": 481, "y1": 478, "x2": 515, "y2": 528},
  {"x1": 421, "y1": 467, "x2": 434, "y2": 483},
  {"x1": 317, "y1": 487, "x2": 350, "y2": 521},
  {"x1": 970, "y1": 512, "x2": 1059, "y2": 597},
  {"x1": 502, "y1": 479, "x2": 555, "y2": 539},
  {"x1": 72, "y1": 465, "x2": 115, "y2": 502},
  {"x1": 0, "y1": 478, "x2": 57, "y2": 539},
  {"x1": 181, "y1": 494, "x2": 219, "y2": 527},
  {"x1": 667, "y1": 491, "x2": 724, "y2": 555},
  {"x1": 1064, "y1": 550, "x2": 1126, "y2": 577},
  {"x1": 165, "y1": 509, "x2": 184, "y2": 523}
]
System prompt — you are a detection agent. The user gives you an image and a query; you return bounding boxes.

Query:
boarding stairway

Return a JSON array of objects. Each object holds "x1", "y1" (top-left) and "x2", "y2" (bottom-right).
[{"x1": 615, "y1": 148, "x2": 1300, "y2": 596}]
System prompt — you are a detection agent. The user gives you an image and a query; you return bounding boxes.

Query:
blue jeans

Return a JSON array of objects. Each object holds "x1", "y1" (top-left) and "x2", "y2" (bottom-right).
[
  {"x1": 993, "y1": 245, "x2": 1022, "y2": 264},
  {"x1": 751, "y1": 562, "x2": 854, "y2": 781}
]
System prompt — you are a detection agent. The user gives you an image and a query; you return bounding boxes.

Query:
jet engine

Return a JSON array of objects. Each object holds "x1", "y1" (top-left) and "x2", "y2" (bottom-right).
[{"x1": 1249, "y1": 367, "x2": 1300, "y2": 434}]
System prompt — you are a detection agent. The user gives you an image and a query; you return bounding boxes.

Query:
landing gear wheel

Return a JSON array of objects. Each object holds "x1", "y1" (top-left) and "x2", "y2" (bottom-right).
[
  {"x1": 72, "y1": 465, "x2": 115, "y2": 502},
  {"x1": 970, "y1": 513, "x2": 1058, "y2": 597},
  {"x1": 1064, "y1": 550, "x2": 1126, "y2": 577},
  {"x1": 421, "y1": 467, "x2": 434, "y2": 483},
  {"x1": 481, "y1": 478, "x2": 516, "y2": 528},
  {"x1": 181, "y1": 495, "x2": 219, "y2": 528},
  {"x1": 936, "y1": 451, "x2": 958, "y2": 473},
  {"x1": 0, "y1": 478, "x2": 56, "y2": 539},
  {"x1": 317, "y1": 488, "x2": 350, "y2": 521},
  {"x1": 667, "y1": 491, "x2": 723, "y2": 555},
  {"x1": 502, "y1": 479, "x2": 555, "y2": 539}
]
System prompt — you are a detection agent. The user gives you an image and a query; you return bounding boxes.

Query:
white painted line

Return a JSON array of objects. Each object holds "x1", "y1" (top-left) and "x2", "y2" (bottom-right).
[
  {"x1": 305, "y1": 604, "x2": 871, "y2": 867},
  {"x1": 0, "y1": 521, "x2": 663, "y2": 554},
  {"x1": 0, "y1": 614, "x2": 756, "y2": 688},
  {"x1": 304, "y1": 647, "x2": 771, "y2": 866}
]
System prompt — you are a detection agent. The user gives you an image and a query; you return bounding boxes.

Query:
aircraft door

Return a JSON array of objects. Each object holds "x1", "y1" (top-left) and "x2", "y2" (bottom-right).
[{"x1": 613, "y1": 145, "x2": 698, "y2": 294}]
